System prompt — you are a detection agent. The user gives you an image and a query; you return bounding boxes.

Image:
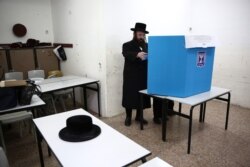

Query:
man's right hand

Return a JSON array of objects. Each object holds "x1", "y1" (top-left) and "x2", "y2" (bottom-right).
[{"x1": 137, "y1": 52, "x2": 148, "y2": 60}]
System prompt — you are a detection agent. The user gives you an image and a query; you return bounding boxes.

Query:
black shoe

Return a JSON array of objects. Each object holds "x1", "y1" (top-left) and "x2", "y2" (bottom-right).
[
  {"x1": 135, "y1": 118, "x2": 148, "y2": 125},
  {"x1": 153, "y1": 117, "x2": 162, "y2": 124},
  {"x1": 125, "y1": 117, "x2": 131, "y2": 126}
]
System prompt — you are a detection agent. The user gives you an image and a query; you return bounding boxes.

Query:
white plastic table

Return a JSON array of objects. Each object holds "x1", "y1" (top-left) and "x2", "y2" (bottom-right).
[
  {"x1": 0, "y1": 95, "x2": 45, "y2": 116},
  {"x1": 36, "y1": 75, "x2": 101, "y2": 116},
  {"x1": 138, "y1": 157, "x2": 173, "y2": 167},
  {"x1": 139, "y1": 86, "x2": 231, "y2": 154},
  {"x1": 33, "y1": 109, "x2": 151, "y2": 167}
]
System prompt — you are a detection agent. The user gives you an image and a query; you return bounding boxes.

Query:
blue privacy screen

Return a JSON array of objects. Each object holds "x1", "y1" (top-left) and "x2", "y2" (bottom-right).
[{"x1": 147, "y1": 36, "x2": 215, "y2": 97}]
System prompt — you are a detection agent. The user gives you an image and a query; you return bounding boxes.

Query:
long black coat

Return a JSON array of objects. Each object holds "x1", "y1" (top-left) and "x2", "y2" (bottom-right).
[{"x1": 122, "y1": 40, "x2": 151, "y2": 109}]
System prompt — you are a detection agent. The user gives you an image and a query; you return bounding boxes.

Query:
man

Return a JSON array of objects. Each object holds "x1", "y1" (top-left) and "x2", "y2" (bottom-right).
[{"x1": 122, "y1": 22, "x2": 174, "y2": 126}]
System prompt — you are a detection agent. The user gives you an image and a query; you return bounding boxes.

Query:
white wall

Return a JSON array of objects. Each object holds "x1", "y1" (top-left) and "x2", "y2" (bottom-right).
[
  {"x1": 103, "y1": 0, "x2": 250, "y2": 116},
  {"x1": 0, "y1": 0, "x2": 54, "y2": 43},
  {"x1": 191, "y1": 0, "x2": 250, "y2": 108},
  {"x1": 50, "y1": 0, "x2": 108, "y2": 116}
]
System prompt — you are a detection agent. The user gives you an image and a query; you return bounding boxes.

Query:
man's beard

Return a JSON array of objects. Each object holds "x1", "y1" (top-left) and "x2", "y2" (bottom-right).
[{"x1": 133, "y1": 37, "x2": 146, "y2": 46}]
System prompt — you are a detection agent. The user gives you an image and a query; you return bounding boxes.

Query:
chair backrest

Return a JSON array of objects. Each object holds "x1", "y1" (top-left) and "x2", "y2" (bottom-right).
[
  {"x1": 0, "y1": 147, "x2": 9, "y2": 167},
  {"x1": 5, "y1": 72, "x2": 23, "y2": 80},
  {"x1": 28, "y1": 70, "x2": 45, "y2": 79}
]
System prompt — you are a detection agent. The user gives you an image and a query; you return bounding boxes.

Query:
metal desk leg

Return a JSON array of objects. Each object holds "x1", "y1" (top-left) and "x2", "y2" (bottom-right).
[
  {"x1": 0, "y1": 123, "x2": 6, "y2": 153},
  {"x1": 31, "y1": 109, "x2": 35, "y2": 118},
  {"x1": 140, "y1": 93, "x2": 144, "y2": 130},
  {"x1": 162, "y1": 99, "x2": 168, "y2": 141},
  {"x1": 48, "y1": 146, "x2": 51, "y2": 157},
  {"x1": 187, "y1": 106, "x2": 194, "y2": 154},
  {"x1": 95, "y1": 82, "x2": 101, "y2": 117},
  {"x1": 73, "y1": 87, "x2": 76, "y2": 108},
  {"x1": 83, "y1": 86, "x2": 88, "y2": 111},
  {"x1": 225, "y1": 92, "x2": 231, "y2": 130},
  {"x1": 178, "y1": 103, "x2": 182, "y2": 114},
  {"x1": 199, "y1": 103, "x2": 203, "y2": 122},
  {"x1": 202, "y1": 102, "x2": 207, "y2": 122},
  {"x1": 141, "y1": 157, "x2": 147, "y2": 163},
  {"x1": 36, "y1": 128, "x2": 44, "y2": 167}
]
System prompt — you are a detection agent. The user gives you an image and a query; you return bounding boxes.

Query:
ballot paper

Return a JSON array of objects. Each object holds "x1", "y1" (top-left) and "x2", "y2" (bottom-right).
[{"x1": 185, "y1": 35, "x2": 216, "y2": 48}]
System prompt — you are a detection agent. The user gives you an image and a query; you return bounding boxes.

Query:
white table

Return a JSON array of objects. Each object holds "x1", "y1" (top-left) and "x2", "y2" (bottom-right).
[
  {"x1": 139, "y1": 86, "x2": 231, "y2": 154},
  {"x1": 138, "y1": 157, "x2": 173, "y2": 167},
  {"x1": 0, "y1": 95, "x2": 45, "y2": 116},
  {"x1": 33, "y1": 109, "x2": 151, "y2": 167},
  {"x1": 36, "y1": 75, "x2": 101, "y2": 117}
]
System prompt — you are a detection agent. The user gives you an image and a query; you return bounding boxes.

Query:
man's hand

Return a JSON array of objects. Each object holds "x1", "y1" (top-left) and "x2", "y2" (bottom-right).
[{"x1": 137, "y1": 52, "x2": 148, "y2": 60}]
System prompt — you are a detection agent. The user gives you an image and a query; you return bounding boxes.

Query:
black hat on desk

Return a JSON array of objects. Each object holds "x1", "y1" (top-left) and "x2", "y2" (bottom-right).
[
  {"x1": 59, "y1": 115, "x2": 101, "y2": 142},
  {"x1": 131, "y1": 22, "x2": 149, "y2": 34}
]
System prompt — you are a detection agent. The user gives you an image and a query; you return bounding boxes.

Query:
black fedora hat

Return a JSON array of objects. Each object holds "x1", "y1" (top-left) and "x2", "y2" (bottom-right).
[
  {"x1": 131, "y1": 22, "x2": 149, "y2": 34},
  {"x1": 59, "y1": 115, "x2": 101, "y2": 142}
]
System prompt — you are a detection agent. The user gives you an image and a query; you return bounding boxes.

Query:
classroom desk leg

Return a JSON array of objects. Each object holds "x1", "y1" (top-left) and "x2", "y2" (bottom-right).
[
  {"x1": 140, "y1": 93, "x2": 144, "y2": 130},
  {"x1": 36, "y1": 128, "x2": 44, "y2": 167},
  {"x1": 0, "y1": 123, "x2": 6, "y2": 153},
  {"x1": 84, "y1": 82, "x2": 101, "y2": 117},
  {"x1": 225, "y1": 92, "x2": 231, "y2": 130},
  {"x1": 48, "y1": 146, "x2": 51, "y2": 157},
  {"x1": 73, "y1": 87, "x2": 76, "y2": 108},
  {"x1": 202, "y1": 102, "x2": 207, "y2": 122},
  {"x1": 199, "y1": 103, "x2": 203, "y2": 122},
  {"x1": 95, "y1": 82, "x2": 101, "y2": 117},
  {"x1": 162, "y1": 99, "x2": 168, "y2": 142},
  {"x1": 141, "y1": 157, "x2": 147, "y2": 163},
  {"x1": 187, "y1": 106, "x2": 194, "y2": 154},
  {"x1": 178, "y1": 103, "x2": 182, "y2": 114},
  {"x1": 31, "y1": 109, "x2": 37, "y2": 118},
  {"x1": 83, "y1": 86, "x2": 88, "y2": 111}
]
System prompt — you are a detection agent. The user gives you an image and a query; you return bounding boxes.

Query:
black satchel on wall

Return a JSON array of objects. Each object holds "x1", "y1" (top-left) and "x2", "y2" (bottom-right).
[
  {"x1": 18, "y1": 80, "x2": 41, "y2": 106},
  {"x1": 26, "y1": 38, "x2": 40, "y2": 47},
  {"x1": 53, "y1": 45, "x2": 67, "y2": 61}
]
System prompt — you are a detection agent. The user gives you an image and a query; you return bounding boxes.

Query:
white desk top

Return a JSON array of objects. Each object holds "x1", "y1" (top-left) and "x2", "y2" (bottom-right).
[
  {"x1": 37, "y1": 75, "x2": 99, "y2": 93},
  {"x1": 0, "y1": 95, "x2": 45, "y2": 114},
  {"x1": 140, "y1": 86, "x2": 231, "y2": 106},
  {"x1": 138, "y1": 157, "x2": 173, "y2": 167},
  {"x1": 33, "y1": 109, "x2": 151, "y2": 167}
]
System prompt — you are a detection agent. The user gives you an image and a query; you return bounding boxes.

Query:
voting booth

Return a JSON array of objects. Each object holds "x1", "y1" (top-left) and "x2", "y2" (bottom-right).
[{"x1": 147, "y1": 35, "x2": 216, "y2": 97}]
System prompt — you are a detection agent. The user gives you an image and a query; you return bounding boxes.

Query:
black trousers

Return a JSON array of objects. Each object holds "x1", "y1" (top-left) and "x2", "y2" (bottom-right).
[
  {"x1": 153, "y1": 98, "x2": 174, "y2": 118},
  {"x1": 125, "y1": 99, "x2": 174, "y2": 118},
  {"x1": 125, "y1": 108, "x2": 141, "y2": 119}
]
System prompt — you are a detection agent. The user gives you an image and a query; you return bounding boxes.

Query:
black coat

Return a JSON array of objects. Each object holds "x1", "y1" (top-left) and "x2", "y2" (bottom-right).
[{"x1": 122, "y1": 40, "x2": 151, "y2": 109}]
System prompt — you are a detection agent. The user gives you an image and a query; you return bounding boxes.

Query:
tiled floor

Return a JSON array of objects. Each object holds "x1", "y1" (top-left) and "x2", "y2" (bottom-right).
[{"x1": 3, "y1": 100, "x2": 250, "y2": 167}]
